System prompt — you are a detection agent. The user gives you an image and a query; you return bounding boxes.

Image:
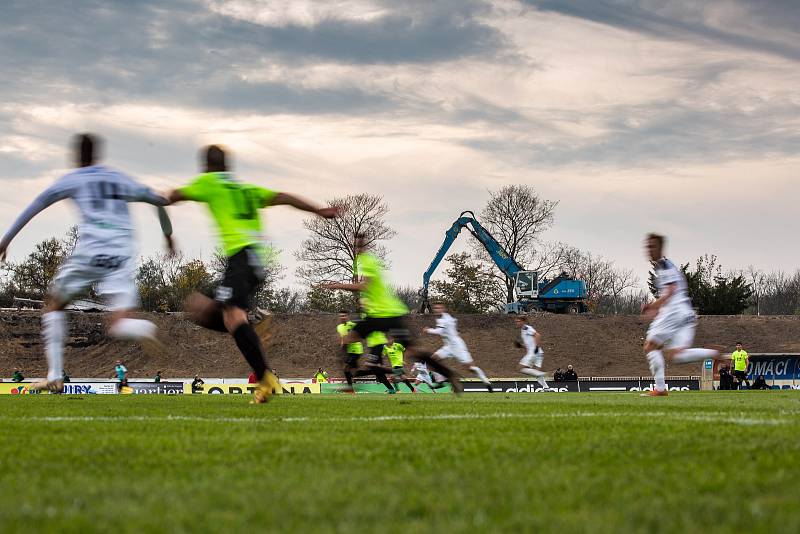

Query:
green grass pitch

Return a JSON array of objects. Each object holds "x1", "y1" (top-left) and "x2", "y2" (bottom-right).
[{"x1": 1, "y1": 392, "x2": 798, "y2": 533}]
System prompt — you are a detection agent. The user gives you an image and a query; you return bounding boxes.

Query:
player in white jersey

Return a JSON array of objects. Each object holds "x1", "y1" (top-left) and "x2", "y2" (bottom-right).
[
  {"x1": 515, "y1": 315, "x2": 550, "y2": 391},
  {"x1": 641, "y1": 233, "x2": 725, "y2": 397},
  {"x1": 411, "y1": 361, "x2": 445, "y2": 392},
  {"x1": 425, "y1": 302, "x2": 493, "y2": 391},
  {"x1": 0, "y1": 134, "x2": 174, "y2": 392}
]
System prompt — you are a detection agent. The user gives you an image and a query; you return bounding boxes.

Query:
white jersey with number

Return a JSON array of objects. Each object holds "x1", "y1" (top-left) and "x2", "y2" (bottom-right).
[
  {"x1": 427, "y1": 313, "x2": 472, "y2": 364},
  {"x1": 3, "y1": 165, "x2": 167, "y2": 253},
  {"x1": 2, "y1": 165, "x2": 168, "y2": 309}
]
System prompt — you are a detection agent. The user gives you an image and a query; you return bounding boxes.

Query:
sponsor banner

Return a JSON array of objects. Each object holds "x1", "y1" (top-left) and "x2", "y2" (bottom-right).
[
  {"x1": 464, "y1": 380, "x2": 578, "y2": 393},
  {"x1": 0, "y1": 383, "x2": 46, "y2": 394},
  {"x1": 191, "y1": 382, "x2": 321, "y2": 395},
  {"x1": 713, "y1": 354, "x2": 800, "y2": 382},
  {"x1": 63, "y1": 382, "x2": 118, "y2": 395},
  {"x1": 129, "y1": 382, "x2": 185, "y2": 395},
  {"x1": 320, "y1": 383, "x2": 449, "y2": 394},
  {"x1": 747, "y1": 356, "x2": 799, "y2": 381},
  {"x1": 464, "y1": 379, "x2": 700, "y2": 393}
]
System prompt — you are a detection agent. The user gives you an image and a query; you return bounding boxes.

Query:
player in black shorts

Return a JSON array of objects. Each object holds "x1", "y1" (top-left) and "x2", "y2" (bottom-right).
[
  {"x1": 322, "y1": 234, "x2": 462, "y2": 394},
  {"x1": 166, "y1": 146, "x2": 338, "y2": 404}
]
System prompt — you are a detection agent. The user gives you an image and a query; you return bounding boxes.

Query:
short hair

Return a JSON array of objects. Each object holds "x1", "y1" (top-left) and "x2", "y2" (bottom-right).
[
  {"x1": 515, "y1": 315, "x2": 528, "y2": 322},
  {"x1": 354, "y1": 232, "x2": 366, "y2": 241},
  {"x1": 75, "y1": 133, "x2": 100, "y2": 166},
  {"x1": 204, "y1": 145, "x2": 227, "y2": 172},
  {"x1": 736, "y1": 341, "x2": 742, "y2": 345},
  {"x1": 338, "y1": 310, "x2": 348, "y2": 315},
  {"x1": 646, "y1": 233, "x2": 666, "y2": 248}
]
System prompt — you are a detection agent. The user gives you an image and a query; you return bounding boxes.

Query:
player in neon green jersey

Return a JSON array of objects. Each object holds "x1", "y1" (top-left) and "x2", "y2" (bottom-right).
[
  {"x1": 383, "y1": 335, "x2": 417, "y2": 393},
  {"x1": 167, "y1": 145, "x2": 338, "y2": 404},
  {"x1": 322, "y1": 233, "x2": 462, "y2": 394}
]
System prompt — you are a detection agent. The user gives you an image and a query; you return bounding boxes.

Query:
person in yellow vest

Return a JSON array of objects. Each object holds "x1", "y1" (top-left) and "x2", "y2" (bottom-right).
[
  {"x1": 314, "y1": 368, "x2": 329, "y2": 383},
  {"x1": 731, "y1": 342, "x2": 750, "y2": 389},
  {"x1": 337, "y1": 311, "x2": 364, "y2": 391},
  {"x1": 383, "y1": 335, "x2": 417, "y2": 393}
]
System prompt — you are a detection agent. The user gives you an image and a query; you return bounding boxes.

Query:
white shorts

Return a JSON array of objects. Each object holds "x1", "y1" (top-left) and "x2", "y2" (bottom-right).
[
  {"x1": 50, "y1": 244, "x2": 138, "y2": 310},
  {"x1": 435, "y1": 343, "x2": 473, "y2": 365},
  {"x1": 647, "y1": 307, "x2": 696, "y2": 349},
  {"x1": 520, "y1": 349, "x2": 544, "y2": 369}
]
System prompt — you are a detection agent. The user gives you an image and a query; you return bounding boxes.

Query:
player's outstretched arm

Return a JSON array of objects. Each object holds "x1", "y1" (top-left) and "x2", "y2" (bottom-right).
[
  {"x1": 0, "y1": 186, "x2": 68, "y2": 261},
  {"x1": 320, "y1": 280, "x2": 367, "y2": 292},
  {"x1": 270, "y1": 192, "x2": 339, "y2": 218}
]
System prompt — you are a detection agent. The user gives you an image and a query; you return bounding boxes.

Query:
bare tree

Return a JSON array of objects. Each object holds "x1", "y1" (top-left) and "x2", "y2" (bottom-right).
[
  {"x1": 295, "y1": 194, "x2": 396, "y2": 285},
  {"x1": 562, "y1": 248, "x2": 614, "y2": 310},
  {"x1": 608, "y1": 267, "x2": 638, "y2": 314},
  {"x1": 744, "y1": 265, "x2": 766, "y2": 315},
  {"x1": 471, "y1": 185, "x2": 558, "y2": 303}
]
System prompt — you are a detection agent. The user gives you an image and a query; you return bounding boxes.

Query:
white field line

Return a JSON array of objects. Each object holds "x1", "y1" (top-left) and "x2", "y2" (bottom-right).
[{"x1": 0, "y1": 411, "x2": 795, "y2": 426}]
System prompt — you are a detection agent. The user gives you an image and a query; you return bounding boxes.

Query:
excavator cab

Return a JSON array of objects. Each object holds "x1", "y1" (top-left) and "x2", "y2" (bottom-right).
[{"x1": 515, "y1": 271, "x2": 538, "y2": 299}]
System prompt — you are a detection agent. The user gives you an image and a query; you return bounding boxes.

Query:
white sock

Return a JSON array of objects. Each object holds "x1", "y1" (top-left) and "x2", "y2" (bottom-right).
[
  {"x1": 672, "y1": 348, "x2": 718, "y2": 364},
  {"x1": 109, "y1": 318, "x2": 157, "y2": 341},
  {"x1": 42, "y1": 311, "x2": 66, "y2": 382},
  {"x1": 470, "y1": 366, "x2": 490, "y2": 385},
  {"x1": 537, "y1": 377, "x2": 549, "y2": 389},
  {"x1": 647, "y1": 350, "x2": 666, "y2": 391}
]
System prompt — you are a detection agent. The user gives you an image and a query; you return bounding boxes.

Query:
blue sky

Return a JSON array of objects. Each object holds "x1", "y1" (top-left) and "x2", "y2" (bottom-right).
[{"x1": 1, "y1": 0, "x2": 799, "y2": 288}]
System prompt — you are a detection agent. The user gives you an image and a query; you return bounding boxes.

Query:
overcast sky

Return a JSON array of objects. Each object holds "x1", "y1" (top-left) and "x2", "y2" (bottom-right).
[{"x1": 2, "y1": 0, "x2": 799, "y2": 290}]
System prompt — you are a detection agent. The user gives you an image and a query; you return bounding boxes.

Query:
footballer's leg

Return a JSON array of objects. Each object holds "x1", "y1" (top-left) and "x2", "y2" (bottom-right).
[{"x1": 642, "y1": 339, "x2": 668, "y2": 397}]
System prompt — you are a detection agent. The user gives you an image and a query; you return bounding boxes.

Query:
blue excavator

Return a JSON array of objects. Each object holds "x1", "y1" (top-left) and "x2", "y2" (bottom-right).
[{"x1": 419, "y1": 211, "x2": 588, "y2": 314}]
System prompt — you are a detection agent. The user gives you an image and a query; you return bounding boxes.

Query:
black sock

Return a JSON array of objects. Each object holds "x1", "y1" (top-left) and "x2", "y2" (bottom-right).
[
  {"x1": 233, "y1": 323, "x2": 267, "y2": 381},
  {"x1": 376, "y1": 372, "x2": 394, "y2": 391},
  {"x1": 403, "y1": 379, "x2": 416, "y2": 392},
  {"x1": 344, "y1": 369, "x2": 354, "y2": 387}
]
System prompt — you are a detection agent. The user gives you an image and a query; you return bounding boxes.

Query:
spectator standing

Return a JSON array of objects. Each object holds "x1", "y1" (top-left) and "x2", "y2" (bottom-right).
[
  {"x1": 563, "y1": 365, "x2": 578, "y2": 381},
  {"x1": 62, "y1": 370, "x2": 71, "y2": 383},
  {"x1": 314, "y1": 368, "x2": 329, "y2": 383},
  {"x1": 12, "y1": 368, "x2": 24, "y2": 382},
  {"x1": 154, "y1": 371, "x2": 162, "y2": 383},
  {"x1": 731, "y1": 342, "x2": 751, "y2": 389},
  {"x1": 248, "y1": 372, "x2": 257, "y2": 384},
  {"x1": 191, "y1": 374, "x2": 204, "y2": 394},
  {"x1": 553, "y1": 368, "x2": 565, "y2": 381}
]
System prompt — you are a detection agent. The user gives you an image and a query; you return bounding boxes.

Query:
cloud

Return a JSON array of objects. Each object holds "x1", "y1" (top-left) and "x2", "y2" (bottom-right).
[{"x1": 523, "y1": 0, "x2": 800, "y2": 62}]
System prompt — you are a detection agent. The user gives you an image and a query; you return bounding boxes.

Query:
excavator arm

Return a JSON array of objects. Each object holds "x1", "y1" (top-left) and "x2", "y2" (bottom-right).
[{"x1": 419, "y1": 211, "x2": 524, "y2": 312}]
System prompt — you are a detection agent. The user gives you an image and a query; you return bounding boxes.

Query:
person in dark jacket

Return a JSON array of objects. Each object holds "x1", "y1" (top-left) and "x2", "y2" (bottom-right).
[
  {"x1": 553, "y1": 368, "x2": 565, "y2": 381},
  {"x1": 563, "y1": 365, "x2": 578, "y2": 381},
  {"x1": 718, "y1": 365, "x2": 734, "y2": 390},
  {"x1": 751, "y1": 374, "x2": 769, "y2": 390}
]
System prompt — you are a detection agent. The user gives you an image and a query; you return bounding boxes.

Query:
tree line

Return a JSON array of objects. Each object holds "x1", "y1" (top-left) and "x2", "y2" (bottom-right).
[{"x1": 0, "y1": 185, "x2": 783, "y2": 315}]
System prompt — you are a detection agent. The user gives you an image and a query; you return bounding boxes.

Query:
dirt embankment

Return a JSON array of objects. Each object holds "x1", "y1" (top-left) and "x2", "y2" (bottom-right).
[{"x1": 2, "y1": 311, "x2": 799, "y2": 379}]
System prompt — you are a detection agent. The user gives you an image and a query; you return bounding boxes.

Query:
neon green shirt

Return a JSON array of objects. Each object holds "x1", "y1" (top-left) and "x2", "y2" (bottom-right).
[
  {"x1": 355, "y1": 253, "x2": 408, "y2": 318},
  {"x1": 383, "y1": 342, "x2": 405, "y2": 368},
  {"x1": 178, "y1": 172, "x2": 276, "y2": 260},
  {"x1": 336, "y1": 321, "x2": 363, "y2": 355},
  {"x1": 732, "y1": 350, "x2": 749, "y2": 372},
  {"x1": 366, "y1": 329, "x2": 388, "y2": 348}
]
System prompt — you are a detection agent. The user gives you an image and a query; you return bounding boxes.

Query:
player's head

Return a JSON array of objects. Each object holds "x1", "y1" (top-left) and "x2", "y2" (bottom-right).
[
  {"x1": 645, "y1": 233, "x2": 665, "y2": 262},
  {"x1": 74, "y1": 133, "x2": 101, "y2": 167},
  {"x1": 515, "y1": 315, "x2": 527, "y2": 327},
  {"x1": 431, "y1": 301, "x2": 446, "y2": 315},
  {"x1": 386, "y1": 334, "x2": 394, "y2": 345},
  {"x1": 338, "y1": 310, "x2": 349, "y2": 323},
  {"x1": 736, "y1": 341, "x2": 742, "y2": 350},
  {"x1": 353, "y1": 232, "x2": 367, "y2": 253},
  {"x1": 203, "y1": 145, "x2": 228, "y2": 172}
]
